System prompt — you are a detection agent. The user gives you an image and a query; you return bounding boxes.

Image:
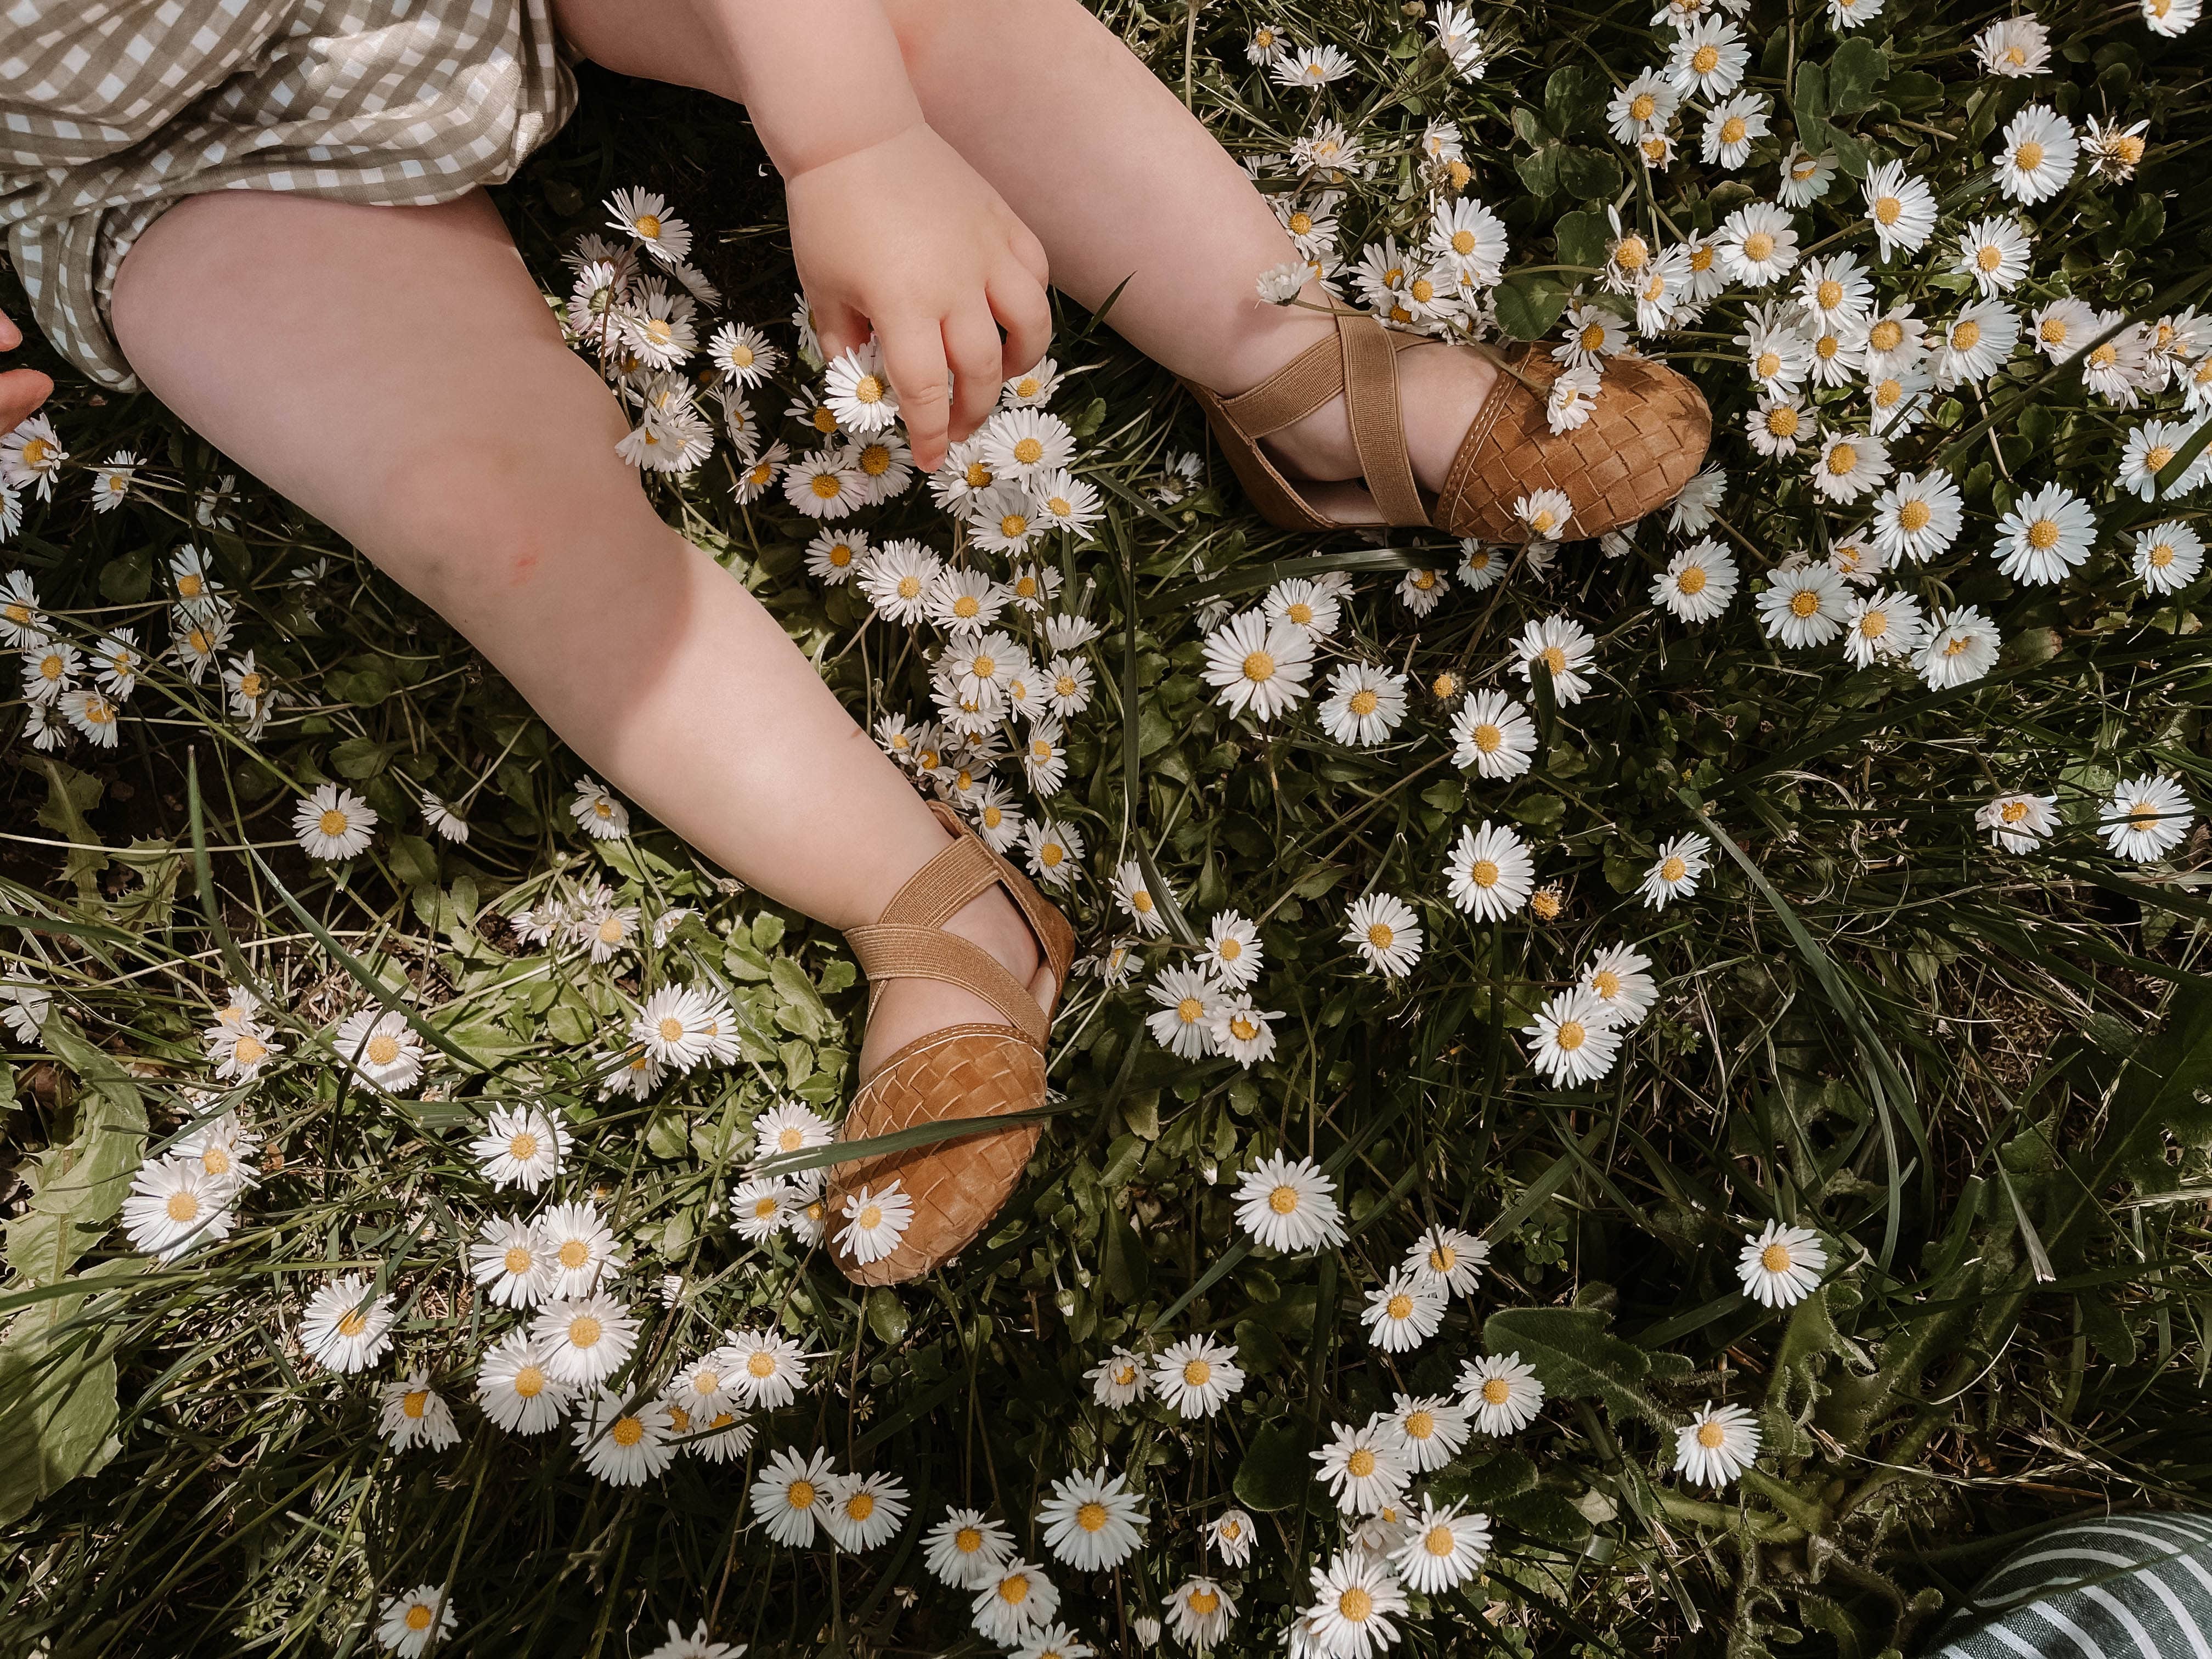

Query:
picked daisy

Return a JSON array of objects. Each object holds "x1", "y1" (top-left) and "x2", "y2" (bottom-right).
[{"x1": 836, "y1": 1180, "x2": 914, "y2": 1266}]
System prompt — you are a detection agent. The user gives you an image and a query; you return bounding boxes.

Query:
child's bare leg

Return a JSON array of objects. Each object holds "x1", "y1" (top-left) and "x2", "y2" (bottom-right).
[
  {"x1": 109, "y1": 190, "x2": 1044, "y2": 1076},
  {"x1": 551, "y1": 0, "x2": 1494, "y2": 517}
]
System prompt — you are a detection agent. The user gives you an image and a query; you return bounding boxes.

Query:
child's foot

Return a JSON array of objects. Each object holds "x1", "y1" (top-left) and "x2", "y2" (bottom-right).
[
  {"x1": 854, "y1": 861, "x2": 1054, "y2": 1081},
  {"x1": 1249, "y1": 340, "x2": 1499, "y2": 525}
]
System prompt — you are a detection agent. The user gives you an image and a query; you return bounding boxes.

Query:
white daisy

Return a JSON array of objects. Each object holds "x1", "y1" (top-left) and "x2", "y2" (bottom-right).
[
  {"x1": 1233, "y1": 1153, "x2": 1347, "y2": 1253},
  {"x1": 1301, "y1": 1551, "x2": 1409, "y2": 1659},
  {"x1": 1840, "y1": 592, "x2": 1928, "y2": 668},
  {"x1": 331, "y1": 1007, "x2": 425, "y2": 1094},
  {"x1": 606, "y1": 187, "x2": 691, "y2": 264},
  {"x1": 1385, "y1": 1392, "x2": 1473, "y2": 1472},
  {"x1": 1312, "y1": 1419, "x2": 1412, "y2": 1514},
  {"x1": 723, "y1": 1328, "x2": 811, "y2": 1409},
  {"x1": 1039, "y1": 1467, "x2": 1147, "y2": 1571},
  {"x1": 751, "y1": 1445, "x2": 838, "y2": 1547},
  {"x1": 1086, "y1": 1348, "x2": 1148, "y2": 1408},
  {"x1": 469, "y1": 1212, "x2": 557, "y2": 1308},
  {"x1": 1343, "y1": 893, "x2": 1423, "y2": 978},
  {"x1": 836, "y1": 1180, "x2": 914, "y2": 1266},
  {"x1": 1458, "y1": 1351, "x2": 1546, "y2": 1434},
  {"x1": 293, "y1": 783, "x2": 376, "y2": 861},
  {"x1": 1652, "y1": 538, "x2": 1739, "y2": 622},
  {"x1": 1639, "y1": 832, "x2": 1713, "y2": 909},
  {"x1": 926, "y1": 1507, "x2": 1015, "y2": 1588},
  {"x1": 1206, "y1": 1508, "x2": 1257, "y2": 1568},
  {"x1": 1737, "y1": 1220, "x2": 1829, "y2": 1308},
  {"x1": 1319, "y1": 662, "x2": 1408, "y2": 746},
  {"x1": 1861, "y1": 162, "x2": 1938, "y2": 259},
  {"x1": 1955, "y1": 216, "x2": 2034, "y2": 297},
  {"x1": 1202, "y1": 610, "x2": 1313, "y2": 723},
  {"x1": 2102, "y1": 773, "x2": 2194, "y2": 862},
  {"x1": 1362, "y1": 1272, "x2": 1447, "y2": 1353},
  {"x1": 1668, "y1": 15, "x2": 1749, "y2": 98},
  {"x1": 299, "y1": 1273, "x2": 394, "y2": 1374},
  {"x1": 1392, "y1": 1496, "x2": 1491, "y2": 1594},
  {"x1": 475, "y1": 1331, "x2": 574, "y2": 1434},
  {"x1": 1915, "y1": 606, "x2": 2002, "y2": 689},
  {"x1": 1444, "y1": 821, "x2": 1535, "y2": 921},
  {"x1": 1994, "y1": 105, "x2": 2077, "y2": 204},
  {"x1": 1758, "y1": 562, "x2": 1850, "y2": 648},
  {"x1": 378, "y1": 1369, "x2": 462, "y2": 1453},
  {"x1": 1511, "y1": 614, "x2": 1595, "y2": 703},
  {"x1": 2135, "y1": 521, "x2": 2207, "y2": 594},
  {"x1": 122, "y1": 1157, "x2": 233, "y2": 1262},
  {"x1": 823, "y1": 1469, "x2": 911, "y2": 1551},
  {"x1": 1152, "y1": 1336, "x2": 1244, "y2": 1418},
  {"x1": 374, "y1": 1584, "x2": 455, "y2": 1657},
  {"x1": 1522, "y1": 988, "x2": 1623, "y2": 1086},
  {"x1": 471, "y1": 1104, "x2": 571, "y2": 1193},
  {"x1": 1449, "y1": 690, "x2": 1537, "y2": 778},
  {"x1": 973, "y1": 1560, "x2": 1061, "y2": 1645},
  {"x1": 1994, "y1": 483, "x2": 2096, "y2": 585},
  {"x1": 1146, "y1": 966, "x2": 1225, "y2": 1060},
  {"x1": 1675, "y1": 1402, "x2": 1762, "y2": 1487},
  {"x1": 529, "y1": 1291, "x2": 641, "y2": 1388},
  {"x1": 570, "y1": 776, "x2": 631, "y2": 840},
  {"x1": 1978, "y1": 789, "x2": 2060, "y2": 853}
]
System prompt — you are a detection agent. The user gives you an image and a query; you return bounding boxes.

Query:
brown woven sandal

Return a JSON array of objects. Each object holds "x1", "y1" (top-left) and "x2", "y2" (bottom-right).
[
  {"x1": 823, "y1": 799, "x2": 1076, "y2": 1285},
  {"x1": 1180, "y1": 308, "x2": 1711, "y2": 543}
]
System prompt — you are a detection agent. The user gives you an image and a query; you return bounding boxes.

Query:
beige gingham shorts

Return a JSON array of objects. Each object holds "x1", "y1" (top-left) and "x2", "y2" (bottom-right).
[{"x1": 1, "y1": 0, "x2": 577, "y2": 390}]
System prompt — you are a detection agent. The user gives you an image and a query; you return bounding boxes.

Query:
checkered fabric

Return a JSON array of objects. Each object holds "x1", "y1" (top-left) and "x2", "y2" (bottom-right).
[{"x1": 1, "y1": 0, "x2": 576, "y2": 390}]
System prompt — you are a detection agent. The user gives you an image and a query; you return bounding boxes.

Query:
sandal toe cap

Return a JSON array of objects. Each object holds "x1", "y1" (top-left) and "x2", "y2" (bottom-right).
[{"x1": 824, "y1": 1025, "x2": 1046, "y2": 1285}]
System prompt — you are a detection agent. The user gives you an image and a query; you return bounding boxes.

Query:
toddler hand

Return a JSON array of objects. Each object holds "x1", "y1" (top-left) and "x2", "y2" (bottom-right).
[
  {"x1": 0, "y1": 308, "x2": 53, "y2": 437},
  {"x1": 785, "y1": 122, "x2": 1049, "y2": 472}
]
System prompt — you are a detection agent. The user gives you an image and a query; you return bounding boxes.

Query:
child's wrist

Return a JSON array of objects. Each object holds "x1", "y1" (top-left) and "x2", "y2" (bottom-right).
[{"x1": 778, "y1": 112, "x2": 931, "y2": 185}]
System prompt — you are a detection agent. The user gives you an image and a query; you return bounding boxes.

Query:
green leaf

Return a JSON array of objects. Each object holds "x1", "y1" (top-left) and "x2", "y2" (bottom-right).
[
  {"x1": 1556, "y1": 145, "x2": 1622, "y2": 201},
  {"x1": 1432, "y1": 1449, "x2": 1538, "y2": 1508},
  {"x1": 1482, "y1": 1306, "x2": 1671, "y2": 1429},
  {"x1": 1100, "y1": 1203, "x2": 1150, "y2": 1304},
  {"x1": 1554, "y1": 209, "x2": 1610, "y2": 273},
  {"x1": 35, "y1": 759, "x2": 108, "y2": 900},
  {"x1": 1232, "y1": 1420, "x2": 1311, "y2": 1513},
  {"x1": 1494, "y1": 272, "x2": 1572, "y2": 342},
  {"x1": 1496, "y1": 1487, "x2": 1593, "y2": 1546},
  {"x1": 97, "y1": 546, "x2": 153, "y2": 605},
  {"x1": 329, "y1": 736, "x2": 398, "y2": 780},
  {"x1": 1826, "y1": 38, "x2": 1889, "y2": 116},
  {"x1": 866, "y1": 1287, "x2": 910, "y2": 1346},
  {"x1": 388, "y1": 833, "x2": 439, "y2": 890},
  {"x1": 768, "y1": 958, "x2": 831, "y2": 1043}
]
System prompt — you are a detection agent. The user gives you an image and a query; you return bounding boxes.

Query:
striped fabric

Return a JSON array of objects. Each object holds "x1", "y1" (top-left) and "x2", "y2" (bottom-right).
[
  {"x1": 1932, "y1": 1511, "x2": 2212, "y2": 1659},
  {"x1": 0, "y1": 0, "x2": 575, "y2": 391}
]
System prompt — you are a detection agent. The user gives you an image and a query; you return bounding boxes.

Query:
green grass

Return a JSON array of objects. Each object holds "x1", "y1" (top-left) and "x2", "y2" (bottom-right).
[{"x1": 7, "y1": 3, "x2": 2212, "y2": 1656}]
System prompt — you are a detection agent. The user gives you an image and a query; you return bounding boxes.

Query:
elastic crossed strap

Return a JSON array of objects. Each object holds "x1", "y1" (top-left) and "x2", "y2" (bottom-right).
[
  {"x1": 843, "y1": 802, "x2": 1071, "y2": 1052},
  {"x1": 1203, "y1": 309, "x2": 1432, "y2": 528}
]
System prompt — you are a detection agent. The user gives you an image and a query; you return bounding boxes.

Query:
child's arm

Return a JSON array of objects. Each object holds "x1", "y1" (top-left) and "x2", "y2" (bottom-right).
[
  {"x1": 0, "y1": 309, "x2": 52, "y2": 436},
  {"x1": 712, "y1": 0, "x2": 1052, "y2": 471}
]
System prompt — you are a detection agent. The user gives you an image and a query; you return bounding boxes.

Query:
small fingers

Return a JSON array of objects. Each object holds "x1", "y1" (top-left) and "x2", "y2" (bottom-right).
[
  {"x1": 878, "y1": 317, "x2": 953, "y2": 472},
  {"x1": 0, "y1": 369, "x2": 53, "y2": 438},
  {"x1": 809, "y1": 296, "x2": 870, "y2": 368},
  {"x1": 988, "y1": 266, "x2": 1054, "y2": 383},
  {"x1": 943, "y1": 307, "x2": 1006, "y2": 447},
  {"x1": 1008, "y1": 224, "x2": 1049, "y2": 290}
]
